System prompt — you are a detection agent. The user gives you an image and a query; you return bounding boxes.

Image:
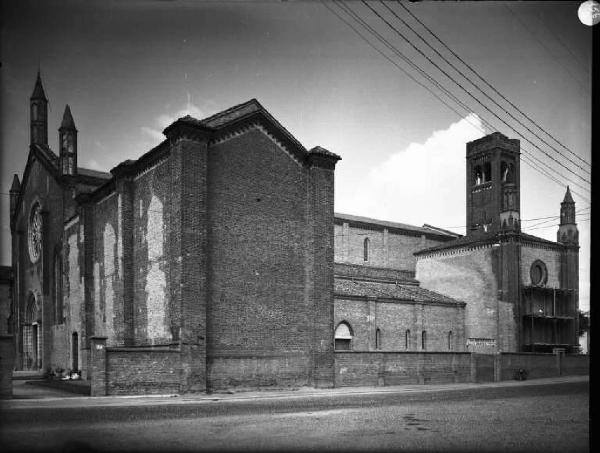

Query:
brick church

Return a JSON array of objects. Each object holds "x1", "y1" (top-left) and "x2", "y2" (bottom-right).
[{"x1": 6, "y1": 74, "x2": 580, "y2": 393}]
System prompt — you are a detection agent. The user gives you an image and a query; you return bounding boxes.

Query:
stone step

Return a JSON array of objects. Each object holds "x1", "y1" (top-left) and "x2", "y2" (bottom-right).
[
  {"x1": 12, "y1": 371, "x2": 45, "y2": 381},
  {"x1": 25, "y1": 379, "x2": 91, "y2": 395}
]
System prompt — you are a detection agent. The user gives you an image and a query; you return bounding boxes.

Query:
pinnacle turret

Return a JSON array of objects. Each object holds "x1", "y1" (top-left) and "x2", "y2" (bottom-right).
[
  {"x1": 60, "y1": 104, "x2": 77, "y2": 130},
  {"x1": 30, "y1": 71, "x2": 47, "y2": 100},
  {"x1": 562, "y1": 186, "x2": 574, "y2": 204}
]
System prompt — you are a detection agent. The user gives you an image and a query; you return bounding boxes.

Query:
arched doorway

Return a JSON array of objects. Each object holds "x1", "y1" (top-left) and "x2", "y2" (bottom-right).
[
  {"x1": 72, "y1": 332, "x2": 79, "y2": 371},
  {"x1": 23, "y1": 293, "x2": 42, "y2": 370}
]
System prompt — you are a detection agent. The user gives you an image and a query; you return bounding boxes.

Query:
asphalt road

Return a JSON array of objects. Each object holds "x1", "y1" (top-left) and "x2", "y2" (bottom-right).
[{"x1": 1, "y1": 381, "x2": 589, "y2": 453}]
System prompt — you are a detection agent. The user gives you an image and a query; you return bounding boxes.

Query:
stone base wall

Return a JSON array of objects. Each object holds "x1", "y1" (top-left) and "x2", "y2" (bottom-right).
[
  {"x1": 335, "y1": 351, "x2": 472, "y2": 387},
  {"x1": 207, "y1": 352, "x2": 311, "y2": 391},
  {"x1": 105, "y1": 347, "x2": 181, "y2": 395},
  {"x1": 334, "y1": 351, "x2": 589, "y2": 387}
]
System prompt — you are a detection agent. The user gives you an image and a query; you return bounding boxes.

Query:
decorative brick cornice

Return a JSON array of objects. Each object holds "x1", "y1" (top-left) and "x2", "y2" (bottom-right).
[
  {"x1": 467, "y1": 132, "x2": 520, "y2": 156},
  {"x1": 163, "y1": 115, "x2": 214, "y2": 142},
  {"x1": 416, "y1": 242, "x2": 497, "y2": 259},
  {"x1": 307, "y1": 146, "x2": 341, "y2": 170},
  {"x1": 334, "y1": 293, "x2": 466, "y2": 307}
]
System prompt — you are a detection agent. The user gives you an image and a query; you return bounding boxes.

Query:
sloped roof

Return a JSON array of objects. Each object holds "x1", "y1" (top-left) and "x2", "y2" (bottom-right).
[
  {"x1": 77, "y1": 167, "x2": 111, "y2": 180},
  {"x1": 562, "y1": 186, "x2": 574, "y2": 204},
  {"x1": 31, "y1": 72, "x2": 47, "y2": 100},
  {"x1": 334, "y1": 212, "x2": 459, "y2": 239},
  {"x1": 335, "y1": 278, "x2": 464, "y2": 305},
  {"x1": 60, "y1": 105, "x2": 76, "y2": 130},
  {"x1": 415, "y1": 229, "x2": 561, "y2": 255}
]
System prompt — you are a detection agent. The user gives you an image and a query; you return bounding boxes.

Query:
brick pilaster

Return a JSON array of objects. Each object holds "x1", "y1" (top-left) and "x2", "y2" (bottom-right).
[
  {"x1": 77, "y1": 197, "x2": 96, "y2": 349},
  {"x1": 164, "y1": 118, "x2": 212, "y2": 393},
  {"x1": 116, "y1": 178, "x2": 135, "y2": 346},
  {"x1": 89, "y1": 336, "x2": 107, "y2": 396},
  {"x1": 306, "y1": 148, "x2": 340, "y2": 388}
]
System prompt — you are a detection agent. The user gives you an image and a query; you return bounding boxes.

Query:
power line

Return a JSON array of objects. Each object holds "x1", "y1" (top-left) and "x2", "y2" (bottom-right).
[
  {"x1": 400, "y1": 1, "x2": 591, "y2": 170},
  {"x1": 361, "y1": 0, "x2": 590, "y2": 185},
  {"x1": 328, "y1": 0, "x2": 485, "y2": 133},
  {"x1": 503, "y1": 3, "x2": 590, "y2": 94},
  {"x1": 524, "y1": 217, "x2": 590, "y2": 231},
  {"x1": 326, "y1": 1, "x2": 590, "y2": 200},
  {"x1": 320, "y1": 1, "x2": 478, "y2": 127}
]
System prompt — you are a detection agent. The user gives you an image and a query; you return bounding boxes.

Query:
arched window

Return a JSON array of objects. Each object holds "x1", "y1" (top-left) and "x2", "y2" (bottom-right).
[
  {"x1": 405, "y1": 329, "x2": 411, "y2": 350},
  {"x1": 54, "y1": 250, "x2": 63, "y2": 325},
  {"x1": 421, "y1": 331, "x2": 427, "y2": 350},
  {"x1": 448, "y1": 331, "x2": 453, "y2": 350},
  {"x1": 363, "y1": 238, "x2": 370, "y2": 262},
  {"x1": 483, "y1": 162, "x2": 492, "y2": 182},
  {"x1": 474, "y1": 165, "x2": 483, "y2": 185},
  {"x1": 375, "y1": 328, "x2": 382, "y2": 350},
  {"x1": 335, "y1": 322, "x2": 353, "y2": 351},
  {"x1": 23, "y1": 294, "x2": 41, "y2": 370}
]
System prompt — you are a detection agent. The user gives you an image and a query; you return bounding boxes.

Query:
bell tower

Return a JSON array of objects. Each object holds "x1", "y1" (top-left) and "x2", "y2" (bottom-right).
[
  {"x1": 466, "y1": 132, "x2": 520, "y2": 235},
  {"x1": 59, "y1": 104, "x2": 78, "y2": 176},
  {"x1": 30, "y1": 71, "x2": 48, "y2": 145},
  {"x1": 557, "y1": 186, "x2": 578, "y2": 246}
]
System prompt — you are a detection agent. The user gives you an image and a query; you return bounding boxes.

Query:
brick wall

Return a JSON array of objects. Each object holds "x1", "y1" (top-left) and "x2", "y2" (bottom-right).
[
  {"x1": 133, "y1": 159, "x2": 173, "y2": 345},
  {"x1": 416, "y1": 246, "x2": 502, "y2": 350},
  {"x1": 520, "y1": 244, "x2": 561, "y2": 288},
  {"x1": 0, "y1": 335, "x2": 15, "y2": 398},
  {"x1": 334, "y1": 351, "x2": 472, "y2": 386},
  {"x1": 333, "y1": 351, "x2": 588, "y2": 388},
  {"x1": 93, "y1": 193, "x2": 121, "y2": 346},
  {"x1": 208, "y1": 352, "x2": 311, "y2": 390},
  {"x1": 334, "y1": 263, "x2": 415, "y2": 282},
  {"x1": 334, "y1": 224, "x2": 447, "y2": 272},
  {"x1": 498, "y1": 353, "x2": 559, "y2": 380},
  {"x1": 335, "y1": 298, "x2": 465, "y2": 352},
  {"x1": 206, "y1": 128, "x2": 317, "y2": 390},
  {"x1": 105, "y1": 347, "x2": 181, "y2": 395},
  {"x1": 471, "y1": 353, "x2": 495, "y2": 382},
  {"x1": 561, "y1": 354, "x2": 589, "y2": 375},
  {"x1": 64, "y1": 220, "x2": 85, "y2": 373}
]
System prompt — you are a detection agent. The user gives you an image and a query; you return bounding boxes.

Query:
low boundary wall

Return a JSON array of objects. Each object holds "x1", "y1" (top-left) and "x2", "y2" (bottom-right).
[
  {"x1": 334, "y1": 351, "x2": 589, "y2": 387},
  {"x1": 207, "y1": 352, "x2": 311, "y2": 391},
  {"x1": 335, "y1": 351, "x2": 472, "y2": 386},
  {"x1": 89, "y1": 337, "x2": 181, "y2": 396},
  {"x1": 87, "y1": 336, "x2": 590, "y2": 395}
]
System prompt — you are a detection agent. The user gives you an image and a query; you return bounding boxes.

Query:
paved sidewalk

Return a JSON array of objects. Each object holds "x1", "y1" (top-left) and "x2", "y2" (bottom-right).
[{"x1": 3, "y1": 374, "x2": 588, "y2": 409}]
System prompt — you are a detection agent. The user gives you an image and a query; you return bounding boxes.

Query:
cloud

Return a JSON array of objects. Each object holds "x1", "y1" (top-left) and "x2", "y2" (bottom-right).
[
  {"x1": 141, "y1": 101, "x2": 205, "y2": 141},
  {"x1": 337, "y1": 114, "x2": 485, "y2": 234},
  {"x1": 140, "y1": 126, "x2": 164, "y2": 141},
  {"x1": 86, "y1": 159, "x2": 102, "y2": 171}
]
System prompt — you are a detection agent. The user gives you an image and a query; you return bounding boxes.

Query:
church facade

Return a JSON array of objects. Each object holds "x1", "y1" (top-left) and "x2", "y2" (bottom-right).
[
  {"x1": 7, "y1": 74, "x2": 580, "y2": 393},
  {"x1": 415, "y1": 133, "x2": 580, "y2": 354},
  {"x1": 9, "y1": 73, "x2": 340, "y2": 391}
]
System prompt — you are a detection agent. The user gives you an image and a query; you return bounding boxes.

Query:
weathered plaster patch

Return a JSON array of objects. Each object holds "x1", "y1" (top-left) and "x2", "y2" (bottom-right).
[
  {"x1": 67, "y1": 233, "x2": 83, "y2": 344},
  {"x1": 145, "y1": 195, "x2": 170, "y2": 341},
  {"x1": 103, "y1": 224, "x2": 116, "y2": 341},
  {"x1": 94, "y1": 262, "x2": 101, "y2": 334},
  {"x1": 117, "y1": 195, "x2": 123, "y2": 279}
]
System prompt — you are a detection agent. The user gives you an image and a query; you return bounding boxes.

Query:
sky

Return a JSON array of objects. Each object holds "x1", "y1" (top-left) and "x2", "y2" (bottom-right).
[{"x1": 0, "y1": 0, "x2": 592, "y2": 310}]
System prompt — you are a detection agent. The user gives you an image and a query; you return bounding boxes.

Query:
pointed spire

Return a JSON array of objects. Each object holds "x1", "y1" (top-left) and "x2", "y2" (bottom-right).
[
  {"x1": 60, "y1": 104, "x2": 76, "y2": 130},
  {"x1": 10, "y1": 174, "x2": 21, "y2": 193},
  {"x1": 562, "y1": 186, "x2": 574, "y2": 204},
  {"x1": 31, "y1": 70, "x2": 47, "y2": 100}
]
